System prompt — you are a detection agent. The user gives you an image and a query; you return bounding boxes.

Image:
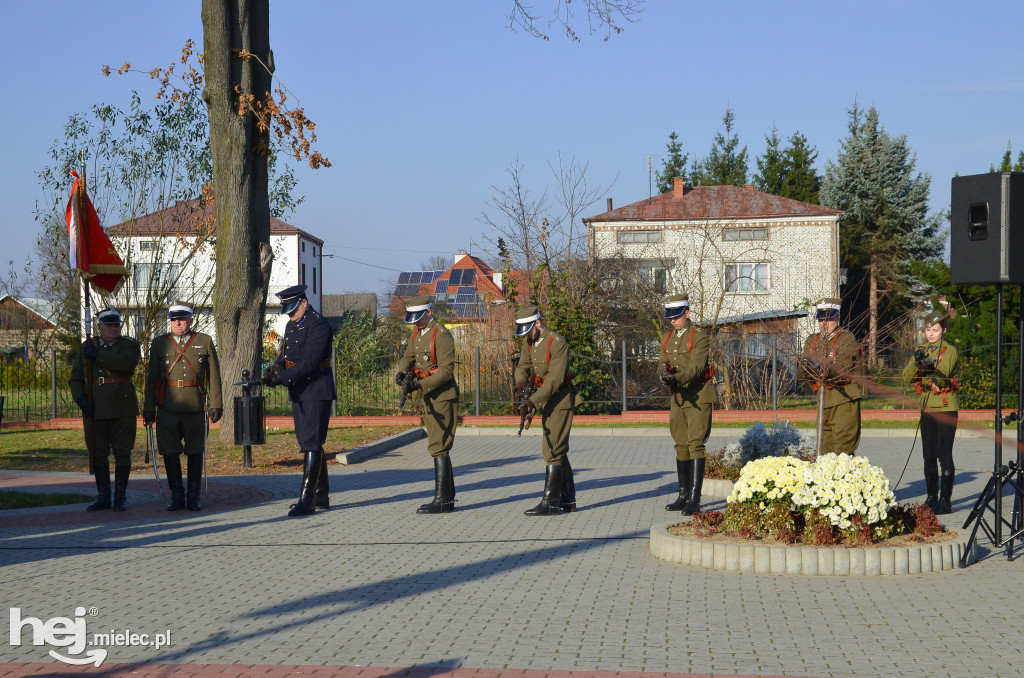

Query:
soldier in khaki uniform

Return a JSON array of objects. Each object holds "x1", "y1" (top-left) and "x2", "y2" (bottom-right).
[
  {"x1": 69, "y1": 308, "x2": 141, "y2": 512},
  {"x1": 143, "y1": 302, "x2": 223, "y2": 512},
  {"x1": 901, "y1": 305, "x2": 959, "y2": 514},
  {"x1": 395, "y1": 295, "x2": 459, "y2": 513},
  {"x1": 514, "y1": 306, "x2": 578, "y2": 516},
  {"x1": 658, "y1": 293, "x2": 715, "y2": 514},
  {"x1": 799, "y1": 298, "x2": 864, "y2": 455}
]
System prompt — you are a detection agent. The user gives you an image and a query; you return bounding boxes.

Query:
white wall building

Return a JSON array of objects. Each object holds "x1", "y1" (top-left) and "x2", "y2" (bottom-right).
[
  {"x1": 103, "y1": 200, "x2": 324, "y2": 344},
  {"x1": 583, "y1": 177, "x2": 843, "y2": 340}
]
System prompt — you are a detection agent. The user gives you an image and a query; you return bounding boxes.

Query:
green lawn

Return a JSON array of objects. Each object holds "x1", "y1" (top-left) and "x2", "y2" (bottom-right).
[{"x1": 0, "y1": 425, "x2": 409, "y2": 474}]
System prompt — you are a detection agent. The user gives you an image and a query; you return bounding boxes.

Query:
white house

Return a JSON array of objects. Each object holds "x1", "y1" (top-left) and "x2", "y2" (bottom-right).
[
  {"x1": 104, "y1": 200, "x2": 324, "y2": 344},
  {"x1": 583, "y1": 177, "x2": 843, "y2": 342}
]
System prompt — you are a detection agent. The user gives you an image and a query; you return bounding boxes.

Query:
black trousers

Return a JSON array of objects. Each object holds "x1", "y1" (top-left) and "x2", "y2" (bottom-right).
[
  {"x1": 921, "y1": 410, "x2": 958, "y2": 476},
  {"x1": 291, "y1": 400, "x2": 332, "y2": 451}
]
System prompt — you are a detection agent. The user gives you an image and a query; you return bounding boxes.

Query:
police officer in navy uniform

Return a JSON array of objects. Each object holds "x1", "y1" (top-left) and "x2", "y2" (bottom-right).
[
  {"x1": 263, "y1": 285, "x2": 337, "y2": 516},
  {"x1": 69, "y1": 307, "x2": 142, "y2": 512},
  {"x1": 395, "y1": 296, "x2": 459, "y2": 513}
]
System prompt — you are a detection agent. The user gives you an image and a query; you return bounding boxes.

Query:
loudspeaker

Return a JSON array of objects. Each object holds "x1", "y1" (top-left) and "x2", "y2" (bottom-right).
[{"x1": 950, "y1": 171, "x2": 1024, "y2": 285}]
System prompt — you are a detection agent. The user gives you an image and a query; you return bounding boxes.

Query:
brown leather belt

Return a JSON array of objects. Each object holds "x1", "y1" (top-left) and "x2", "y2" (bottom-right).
[
  {"x1": 284, "y1": 360, "x2": 331, "y2": 369},
  {"x1": 167, "y1": 379, "x2": 201, "y2": 388},
  {"x1": 92, "y1": 376, "x2": 131, "y2": 385}
]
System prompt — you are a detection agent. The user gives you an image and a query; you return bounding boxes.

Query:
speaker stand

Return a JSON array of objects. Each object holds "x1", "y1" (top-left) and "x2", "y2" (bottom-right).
[{"x1": 960, "y1": 283, "x2": 1024, "y2": 565}]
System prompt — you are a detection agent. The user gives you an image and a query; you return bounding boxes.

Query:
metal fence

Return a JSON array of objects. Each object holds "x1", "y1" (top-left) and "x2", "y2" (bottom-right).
[{"x1": 0, "y1": 343, "x2": 1015, "y2": 424}]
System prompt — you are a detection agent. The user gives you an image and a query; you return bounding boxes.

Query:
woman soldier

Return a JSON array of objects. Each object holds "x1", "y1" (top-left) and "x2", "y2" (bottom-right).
[{"x1": 902, "y1": 304, "x2": 960, "y2": 514}]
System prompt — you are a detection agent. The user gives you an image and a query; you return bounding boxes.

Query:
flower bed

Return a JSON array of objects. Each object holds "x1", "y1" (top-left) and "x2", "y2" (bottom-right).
[{"x1": 700, "y1": 453, "x2": 943, "y2": 548}]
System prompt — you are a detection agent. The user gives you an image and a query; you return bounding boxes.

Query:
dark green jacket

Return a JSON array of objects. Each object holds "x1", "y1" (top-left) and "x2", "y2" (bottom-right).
[
  {"x1": 660, "y1": 322, "x2": 716, "y2": 406},
  {"x1": 901, "y1": 339, "x2": 959, "y2": 412},
  {"x1": 398, "y1": 318, "x2": 459, "y2": 402},
  {"x1": 514, "y1": 327, "x2": 577, "y2": 412},
  {"x1": 144, "y1": 332, "x2": 223, "y2": 413},
  {"x1": 69, "y1": 336, "x2": 141, "y2": 419}
]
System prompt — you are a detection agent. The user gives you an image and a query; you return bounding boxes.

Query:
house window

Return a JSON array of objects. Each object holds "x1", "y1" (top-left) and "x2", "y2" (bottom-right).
[
  {"x1": 725, "y1": 263, "x2": 770, "y2": 293},
  {"x1": 722, "y1": 228, "x2": 767, "y2": 241},
  {"x1": 133, "y1": 263, "x2": 181, "y2": 290},
  {"x1": 139, "y1": 240, "x2": 158, "y2": 251},
  {"x1": 302, "y1": 264, "x2": 306, "y2": 285},
  {"x1": 312, "y1": 267, "x2": 317, "y2": 293},
  {"x1": 617, "y1": 230, "x2": 662, "y2": 243},
  {"x1": 637, "y1": 261, "x2": 670, "y2": 294},
  {"x1": 302, "y1": 241, "x2": 306, "y2": 253}
]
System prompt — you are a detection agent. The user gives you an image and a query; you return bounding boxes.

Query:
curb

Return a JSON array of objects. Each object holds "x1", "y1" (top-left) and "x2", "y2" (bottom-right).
[
  {"x1": 648, "y1": 521, "x2": 976, "y2": 575},
  {"x1": 336, "y1": 427, "x2": 426, "y2": 465}
]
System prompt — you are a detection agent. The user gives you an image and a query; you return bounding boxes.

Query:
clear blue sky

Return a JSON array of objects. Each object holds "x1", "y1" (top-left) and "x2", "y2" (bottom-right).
[{"x1": 4, "y1": 1, "x2": 1023, "y2": 297}]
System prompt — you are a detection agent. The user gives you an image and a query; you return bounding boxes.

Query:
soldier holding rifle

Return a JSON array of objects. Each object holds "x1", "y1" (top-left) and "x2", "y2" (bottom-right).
[
  {"x1": 262, "y1": 285, "x2": 336, "y2": 517},
  {"x1": 395, "y1": 295, "x2": 459, "y2": 514},
  {"x1": 513, "y1": 306, "x2": 577, "y2": 515},
  {"x1": 658, "y1": 293, "x2": 715, "y2": 515},
  {"x1": 143, "y1": 302, "x2": 223, "y2": 512},
  {"x1": 69, "y1": 308, "x2": 141, "y2": 512},
  {"x1": 798, "y1": 297, "x2": 864, "y2": 455},
  {"x1": 901, "y1": 304, "x2": 960, "y2": 514}
]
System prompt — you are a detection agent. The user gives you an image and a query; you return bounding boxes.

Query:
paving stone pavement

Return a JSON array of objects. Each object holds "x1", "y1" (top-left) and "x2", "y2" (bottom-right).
[{"x1": 2, "y1": 427, "x2": 1024, "y2": 677}]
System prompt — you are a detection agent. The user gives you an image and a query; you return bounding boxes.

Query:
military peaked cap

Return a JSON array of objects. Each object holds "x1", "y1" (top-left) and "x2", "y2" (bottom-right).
[
  {"x1": 276, "y1": 284, "x2": 307, "y2": 315},
  {"x1": 814, "y1": 297, "x2": 841, "y2": 321},
  {"x1": 663, "y1": 293, "x2": 690, "y2": 319},
  {"x1": 514, "y1": 306, "x2": 541, "y2": 337}
]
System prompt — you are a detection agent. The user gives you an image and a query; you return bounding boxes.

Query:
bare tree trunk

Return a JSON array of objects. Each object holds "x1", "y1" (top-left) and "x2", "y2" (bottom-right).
[
  {"x1": 202, "y1": 0, "x2": 274, "y2": 441},
  {"x1": 868, "y1": 257, "x2": 878, "y2": 370}
]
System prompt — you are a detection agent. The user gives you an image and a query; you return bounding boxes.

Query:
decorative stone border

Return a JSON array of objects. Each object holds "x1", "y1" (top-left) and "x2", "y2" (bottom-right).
[
  {"x1": 649, "y1": 521, "x2": 976, "y2": 575},
  {"x1": 702, "y1": 478, "x2": 734, "y2": 497}
]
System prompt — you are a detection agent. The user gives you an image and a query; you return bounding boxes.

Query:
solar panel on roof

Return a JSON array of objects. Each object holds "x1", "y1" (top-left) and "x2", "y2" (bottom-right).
[
  {"x1": 398, "y1": 272, "x2": 411, "y2": 284},
  {"x1": 448, "y1": 270, "x2": 463, "y2": 286},
  {"x1": 461, "y1": 270, "x2": 475, "y2": 284},
  {"x1": 435, "y1": 279, "x2": 449, "y2": 293}
]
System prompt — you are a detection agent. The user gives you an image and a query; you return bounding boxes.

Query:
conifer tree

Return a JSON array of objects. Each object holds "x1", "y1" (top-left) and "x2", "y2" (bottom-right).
[
  {"x1": 781, "y1": 132, "x2": 821, "y2": 204},
  {"x1": 690, "y1": 107, "x2": 748, "y2": 186},
  {"x1": 656, "y1": 131, "x2": 689, "y2": 194},
  {"x1": 821, "y1": 103, "x2": 944, "y2": 367},
  {"x1": 753, "y1": 126, "x2": 786, "y2": 195}
]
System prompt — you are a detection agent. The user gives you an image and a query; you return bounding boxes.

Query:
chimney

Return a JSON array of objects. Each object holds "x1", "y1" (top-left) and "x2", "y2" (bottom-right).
[
  {"x1": 606, "y1": 197, "x2": 613, "y2": 212},
  {"x1": 673, "y1": 176, "x2": 686, "y2": 197},
  {"x1": 454, "y1": 251, "x2": 468, "y2": 263},
  {"x1": 492, "y1": 271, "x2": 503, "y2": 293}
]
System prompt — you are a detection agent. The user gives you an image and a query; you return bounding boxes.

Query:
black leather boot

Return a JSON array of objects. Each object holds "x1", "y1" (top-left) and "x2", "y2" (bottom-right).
[
  {"x1": 524, "y1": 463, "x2": 563, "y2": 516},
  {"x1": 164, "y1": 454, "x2": 185, "y2": 511},
  {"x1": 681, "y1": 457, "x2": 705, "y2": 515},
  {"x1": 560, "y1": 458, "x2": 576, "y2": 513},
  {"x1": 923, "y1": 468, "x2": 939, "y2": 510},
  {"x1": 112, "y1": 465, "x2": 131, "y2": 512},
  {"x1": 935, "y1": 469, "x2": 955, "y2": 515},
  {"x1": 186, "y1": 454, "x2": 203, "y2": 511},
  {"x1": 288, "y1": 450, "x2": 322, "y2": 517},
  {"x1": 665, "y1": 459, "x2": 691, "y2": 511},
  {"x1": 87, "y1": 459, "x2": 112, "y2": 512},
  {"x1": 315, "y1": 452, "x2": 330, "y2": 510},
  {"x1": 418, "y1": 455, "x2": 456, "y2": 514}
]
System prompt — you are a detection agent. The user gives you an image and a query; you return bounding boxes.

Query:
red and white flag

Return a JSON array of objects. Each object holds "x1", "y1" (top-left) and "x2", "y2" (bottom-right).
[{"x1": 65, "y1": 170, "x2": 126, "y2": 294}]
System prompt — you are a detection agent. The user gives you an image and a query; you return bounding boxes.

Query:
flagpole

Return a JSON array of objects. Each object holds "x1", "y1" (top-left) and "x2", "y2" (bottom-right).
[{"x1": 80, "y1": 158, "x2": 96, "y2": 476}]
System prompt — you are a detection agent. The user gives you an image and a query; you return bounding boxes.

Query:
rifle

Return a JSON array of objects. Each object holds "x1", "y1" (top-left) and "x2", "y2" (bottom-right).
[
  {"x1": 517, "y1": 375, "x2": 537, "y2": 437},
  {"x1": 398, "y1": 372, "x2": 418, "y2": 411}
]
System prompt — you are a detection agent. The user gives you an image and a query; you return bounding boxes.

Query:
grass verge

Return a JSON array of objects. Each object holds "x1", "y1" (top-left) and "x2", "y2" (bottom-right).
[
  {"x1": 0, "y1": 426, "x2": 409, "y2": 475},
  {"x1": 0, "y1": 489, "x2": 94, "y2": 510}
]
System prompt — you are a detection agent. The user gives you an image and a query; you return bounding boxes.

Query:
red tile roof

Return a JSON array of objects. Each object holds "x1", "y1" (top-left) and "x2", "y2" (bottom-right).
[
  {"x1": 106, "y1": 199, "x2": 323, "y2": 244},
  {"x1": 583, "y1": 185, "x2": 841, "y2": 223}
]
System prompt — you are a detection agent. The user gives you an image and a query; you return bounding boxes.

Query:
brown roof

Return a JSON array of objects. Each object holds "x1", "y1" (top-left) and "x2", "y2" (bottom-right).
[
  {"x1": 106, "y1": 199, "x2": 323, "y2": 244},
  {"x1": 584, "y1": 184, "x2": 841, "y2": 223}
]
